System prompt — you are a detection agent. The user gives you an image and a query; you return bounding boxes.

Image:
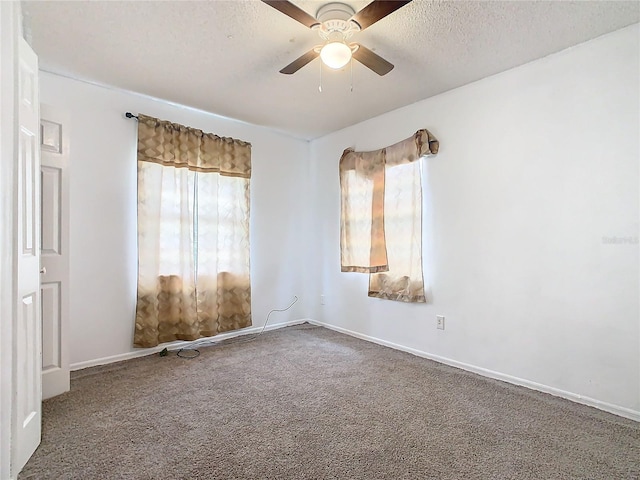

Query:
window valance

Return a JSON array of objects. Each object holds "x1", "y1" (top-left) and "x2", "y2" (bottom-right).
[
  {"x1": 136, "y1": 114, "x2": 252, "y2": 178},
  {"x1": 340, "y1": 129, "x2": 439, "y2": 172}
]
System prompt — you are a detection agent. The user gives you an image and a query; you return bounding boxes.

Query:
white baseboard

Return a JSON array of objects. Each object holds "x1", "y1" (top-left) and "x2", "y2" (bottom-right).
[
  {"x1": 70, "y1": 318, "x2": 310, "y2": 371},
  {"x1": 307, "y1": 319, "x2": 640, "y2": 423},
  {"x1": 70, "y1": 317, "x2": 639, "y2": 422}
]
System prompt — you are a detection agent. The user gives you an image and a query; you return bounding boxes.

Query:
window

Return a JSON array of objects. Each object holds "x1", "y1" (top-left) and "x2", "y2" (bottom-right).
[
  {"x1": 339, "y1": 129, "x2": 439, "y2": 303},
  {"x1": 134, "y1": 114, "x2": 252, "y2": 347}
]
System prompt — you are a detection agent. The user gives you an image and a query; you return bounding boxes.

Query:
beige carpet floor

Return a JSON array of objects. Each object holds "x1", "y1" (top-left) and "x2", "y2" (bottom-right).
[{"x1": 19, "y1": 324, "x2": 639, "y2": 479}]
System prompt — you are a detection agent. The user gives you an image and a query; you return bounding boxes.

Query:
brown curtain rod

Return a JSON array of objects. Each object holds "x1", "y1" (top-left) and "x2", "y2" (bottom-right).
[{"x1": 125, "y1": 112, "x2": 138, "y2": 120}]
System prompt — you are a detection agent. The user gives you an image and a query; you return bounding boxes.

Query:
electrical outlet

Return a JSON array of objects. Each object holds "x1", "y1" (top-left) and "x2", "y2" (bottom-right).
[
  {"x1": 320, "y1": 294, "x2": 325, "y2": 305},
  {"x1": 436, "y1": 315, "x2": 445, "y2": 330}
]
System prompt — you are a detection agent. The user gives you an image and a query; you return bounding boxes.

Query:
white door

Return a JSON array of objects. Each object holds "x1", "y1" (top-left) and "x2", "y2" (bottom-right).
[
  {"x1": 40, "y1": 104, "x2": 70, "y2": 400},
  {"x1": 13, "y1": 36, "x2": 42, "y2": 474}
]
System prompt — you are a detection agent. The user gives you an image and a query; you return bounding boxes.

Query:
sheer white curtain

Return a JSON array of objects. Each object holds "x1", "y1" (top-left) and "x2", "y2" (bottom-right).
[
  {"x1": 134, "y1": 114, "x2": 251, "y2": 347},
  {"x1": 340, "y1": 129, "x2": 439, "y2": 303},
  {"x1": 339, "y1": 149, "x2": 387, "y2": 273}
]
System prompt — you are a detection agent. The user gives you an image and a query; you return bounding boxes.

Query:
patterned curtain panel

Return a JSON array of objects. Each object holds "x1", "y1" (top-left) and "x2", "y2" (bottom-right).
[
  {"x1": 135, "y1": 114, "x2": 251, "y2": 348},
  {"x1": 339, "y1": 148, "x2": 388, "y2": 273},
  {"x1": 339, "y1": 129, "x2": 439, "y2": 303}
]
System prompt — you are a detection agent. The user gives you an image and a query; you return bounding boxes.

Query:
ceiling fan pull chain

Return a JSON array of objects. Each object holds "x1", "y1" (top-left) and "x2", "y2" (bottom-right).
[
  {"x1": 319, "y1": 61, "x2": 323, "y2": 93},
  {"x1": 350, "y1": 57, "x2": 354, "y2": 92}
]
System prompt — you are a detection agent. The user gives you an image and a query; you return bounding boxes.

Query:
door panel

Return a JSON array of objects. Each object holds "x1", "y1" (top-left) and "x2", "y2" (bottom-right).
[
  {"x1": 19, "y1": 293, "x2": 37, "y2": 423},
  {"x1": 20, "y1": 127, "x2": 36, "y2": 254},
  {"x1": 41, "y1": 165, "x2": 61, "y2": 254},
  {"x1": 13, "y1": 37, "x2": 41, "y2": 474},
  {"x1": 41, "y1": 282, "x2": 61, "y2": 374},
  {"x1": 40, "y1": 104, "x2": 70, "y2": 400}
]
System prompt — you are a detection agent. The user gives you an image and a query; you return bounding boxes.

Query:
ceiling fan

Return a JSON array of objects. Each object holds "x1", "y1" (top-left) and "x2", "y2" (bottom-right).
[{"x1": 262, "y1": 0, "x2": 413, "y2": 76}]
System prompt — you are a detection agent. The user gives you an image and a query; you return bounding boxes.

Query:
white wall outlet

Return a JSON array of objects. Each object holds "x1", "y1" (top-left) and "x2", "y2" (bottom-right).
[
  {"x1": 320, "y1": 294, "x2": 325, "y2": 305},
  {"x1": 436, "y1": 315, "x2": 445, "y2": 330}
]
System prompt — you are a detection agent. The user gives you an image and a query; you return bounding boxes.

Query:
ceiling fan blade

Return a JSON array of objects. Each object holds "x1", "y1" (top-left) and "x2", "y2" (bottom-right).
[
  {"x1": 280, "y1": 49, "x2": 319, "y2": 75},
  {"x1": 349, "y1": 0, "x2": 413, "y2": 31},
  {"x1": 352, "y1": 44, "x2": 394, "y2": 76},
  {"x1": 261, "y1": 1, "x2": 320, "y2": 29}
]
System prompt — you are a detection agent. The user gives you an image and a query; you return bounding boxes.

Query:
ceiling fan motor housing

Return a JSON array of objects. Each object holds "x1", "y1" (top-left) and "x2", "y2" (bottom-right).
[{"x1": 314, "y1": 2, "x2": 360, "y2": 41}]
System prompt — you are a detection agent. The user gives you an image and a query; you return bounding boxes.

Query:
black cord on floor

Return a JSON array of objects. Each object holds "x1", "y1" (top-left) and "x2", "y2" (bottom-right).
[
  {"x1": 176, "y1": 348, "x2": 200, "y2": 359},
  {"x1": 173, "y1": 296, "x2": 299, "y2": 359}
]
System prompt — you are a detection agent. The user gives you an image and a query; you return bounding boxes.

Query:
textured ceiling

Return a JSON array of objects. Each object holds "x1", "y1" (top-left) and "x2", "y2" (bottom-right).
[{"x1": 24, "y1": 0, "x2": 640, "y2": 140}]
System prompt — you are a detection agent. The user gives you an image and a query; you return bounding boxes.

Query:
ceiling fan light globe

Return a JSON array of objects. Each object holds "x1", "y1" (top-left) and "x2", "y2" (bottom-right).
[{"x1": 320, "y1": 41, "x2": 352, "y2": 69}]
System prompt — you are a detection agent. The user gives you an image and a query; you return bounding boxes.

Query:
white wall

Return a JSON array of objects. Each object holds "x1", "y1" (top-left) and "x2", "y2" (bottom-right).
[
  {"x1": 40, "y1": 72, "x2": 312, "y2": 367},
  {"x1": 309, "y1": 25, "x2": 640, "y2": 418}
]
